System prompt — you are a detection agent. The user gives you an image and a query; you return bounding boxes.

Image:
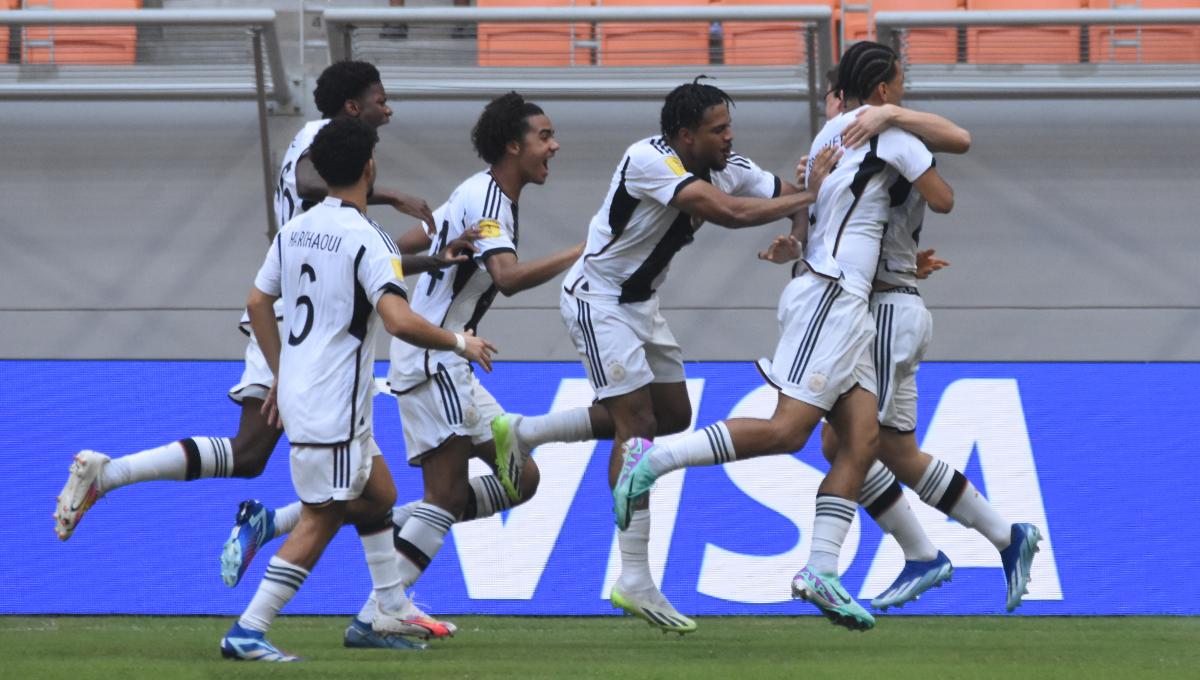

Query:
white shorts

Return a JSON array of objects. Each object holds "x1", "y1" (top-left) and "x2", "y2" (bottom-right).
[
  {"x1": 559, "y1": 290, "x2": 686, "y2": 401},
  {"x1": 871, "y1": 288, "x2": 932, "y2": 433},
  {"x1": 290, "y1": 433, "x2": 381, "y2": 505},
  {"x1": 228, "y1": 334, "x2": 272, "y2": 403},
  {"x1": 767, "y1": 276, "x2": 876, "y2": 411},
  {"x1": 395, "y1": 360, "x2": 503, "y2": 465}
]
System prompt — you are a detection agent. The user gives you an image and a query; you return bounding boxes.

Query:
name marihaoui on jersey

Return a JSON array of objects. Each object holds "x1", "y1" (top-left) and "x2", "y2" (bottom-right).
[
  {"x1": 254, "y1": 197, "x2": 408, "y2": 446},
  {"x1": 802, "y1": 105, "x2": 934, "y2": 301},
  {"x1": 875, "y1": 165, "x2": 932, "y2": 289},
  {"x1": 388, "y1": 170, "x2": 517, "y2": 393},
  {"x1": 563, "y1": 135, "x2": 781, "y2": 304}
]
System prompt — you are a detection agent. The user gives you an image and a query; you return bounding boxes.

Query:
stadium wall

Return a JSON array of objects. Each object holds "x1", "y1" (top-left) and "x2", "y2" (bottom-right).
[
  {"x1": 1, "y1": 97, "x2": 1197, "y2": 362},
  {"x1": 4, "y1": 359, "x2": 1198, "y2": 615}
]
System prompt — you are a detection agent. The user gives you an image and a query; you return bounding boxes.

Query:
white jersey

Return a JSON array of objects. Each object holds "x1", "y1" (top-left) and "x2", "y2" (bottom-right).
[
  {"x1": 803, "y1": 107, "x2": 933, "y2": 300},
  {"x1": 875, "y1": 167, "x2": 931, "y2": 289},
  {"x1": 274, "y1": 119, "x2": 331, "y2": 231},
  {"x1": 254, "y1": 197, "x2": 408, "y2": 445},
  {"x1": 564, "y1": 135, "x2": 779, "y2": 303},
  {"x1": 388, "y1": 170, "x2": 518, "y2": 391}
]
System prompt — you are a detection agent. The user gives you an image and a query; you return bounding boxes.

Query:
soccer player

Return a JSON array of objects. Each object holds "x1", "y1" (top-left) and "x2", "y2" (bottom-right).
[
  {"x1": 220, "y1": 118, "x2": 495, "y2": 662},
  {"x1": 52, "y1": 61, "x2": 450, "y2": 542},
  {"x1": 230, "y1": 92, "x2": 582, "y2": 636},
  {"x1": 816, "y1": 73, "x2": 1043, "y2": 614},
  {"x1": 613, "y1": 42, "x2": 956, "y2": 631},
  {"x1": 485, "y1": 79, "x2": 837, "y2": 635}
]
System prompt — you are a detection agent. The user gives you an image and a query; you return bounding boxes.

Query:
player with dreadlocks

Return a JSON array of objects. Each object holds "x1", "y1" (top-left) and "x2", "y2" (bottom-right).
[
  {"x1": 485, "y1": 78, "x2": 839, "y2": 635},
  {"x1": 612, "y1": 43, "x2": 957, "y2": 631}
]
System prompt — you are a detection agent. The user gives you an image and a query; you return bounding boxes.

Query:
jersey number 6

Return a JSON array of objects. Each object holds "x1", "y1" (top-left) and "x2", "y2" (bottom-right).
[{"x1": 288, "y1": 264, "x2": 316, "y2": 346}]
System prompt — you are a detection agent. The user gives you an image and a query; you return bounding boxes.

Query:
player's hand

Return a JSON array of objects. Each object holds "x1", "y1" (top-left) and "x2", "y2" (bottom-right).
[
  {"x1": 841, "y1": 104, "x2": 897, "y2": 150},
  {"x1": 915, "y1": 248, "x2": 950, "y2": 279},
  {"x1": 757, "y1": 234, "x2": 802, "y2": 264},
  {"x1": 261, "y1": 384, "x2": 283, "y2": 430},
  {"x1": 388, "y1": 191, "x2": 438, "y2": 237},
  {"x1": 436, "y1": 228, "x2": 481, "y2": 266},
  {"x1": 795, "y1": 155, "x2": 810, "y2": 187},
  {"x1": 806, "y1": 145, "x2": 842, "y2": 197},
  {"x1": 460, "y1": 329, "x2": 498, "y2": 373}
]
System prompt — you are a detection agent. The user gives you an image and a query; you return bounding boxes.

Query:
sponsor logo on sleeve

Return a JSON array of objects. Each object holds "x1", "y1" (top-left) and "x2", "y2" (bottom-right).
[
  {"x1": 390, "y1": 256, "x2": 404, "y2": 280},
  {"x1": 665, "y1": 156, "x2": 686, "y2": 177},
  {"x1": 477, "y1": 219, "x2": 503, "y2": 239}
]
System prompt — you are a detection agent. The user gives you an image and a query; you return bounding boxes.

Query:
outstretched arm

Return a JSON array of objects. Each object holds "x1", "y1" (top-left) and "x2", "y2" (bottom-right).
[
  {"x1": 485, "y1": 243, "x2": 585, "y2": 297},
  {"x1": 842, "y1": 104, "x2": 971, "y2": 154},
  {"x1": 671, "y1": 146, "x2": 839, "y2": 229}
]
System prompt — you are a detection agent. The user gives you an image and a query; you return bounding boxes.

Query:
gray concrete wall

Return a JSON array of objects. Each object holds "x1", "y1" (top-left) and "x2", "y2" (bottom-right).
[{"x1": 2, "y1": 96, "x2": 1197, "y2": 361}]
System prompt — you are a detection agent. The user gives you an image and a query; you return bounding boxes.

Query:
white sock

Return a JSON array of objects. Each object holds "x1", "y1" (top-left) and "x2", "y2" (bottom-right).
[
  {"x1": 515, "y1": 407, "x2": 593, "y2": 449},
  {"x1": 238, "y1": 556, "x2": 307, "y2": 633},
  {"x1": 916, "y1": 457, "x2": 1011, "y2": 550},
  {"x1": 463, "y1": 475, "x2": 514, "y2": 521},
  {"x1": 616, "y1": 508, "x2": 654, "y2": 593},
  {"x1": 99, "y1": 441, "x2": 187, "y2": 493},
  {"x1": 948, "y1": 481, "x2": 1012, "y2": 550},
  {"x1": 392, "y1": 500, "x2": 419, "y2": 529},
  {"x1": 395, "y1": 503, "x2": 455, "y2": 588},
  {"x1": 807, "y1": 494, "x2": 857, "y2": 575},
  {"x1": 356, "y1": 593, "x2": 378, "y2": 624},
  {"x1": 361, "y1": 528, "x2": 409, "y2": 614},
  {"x1": 647, "y1": 422, "x2": 735, "y2": 477},
  {"x1": 272, "y1": 502, "x2": 302, "y2": 539},
  {"x1": 859, "y1": 461, "x2": 938, "y2": 562}
]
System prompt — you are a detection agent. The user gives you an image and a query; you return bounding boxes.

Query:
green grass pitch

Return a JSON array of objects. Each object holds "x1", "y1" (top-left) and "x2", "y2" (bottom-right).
[{"x1": 2, "y1": 616, "x2": 1196, "y2": 679}]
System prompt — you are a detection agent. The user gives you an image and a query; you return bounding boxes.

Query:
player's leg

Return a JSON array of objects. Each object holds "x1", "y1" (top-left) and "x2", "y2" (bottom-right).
[
  {"x1": 876, "y1": 430, "x2": 1041, "y2": 611},
  {"x1": 823, "y1": 424, "x2": 949, "y2": 611},
  {"x1": 222, "y1": 436, "x2": 357, "y2": 662},
  {"x1": 55, "y1": 340, "x2": 284, "y2": 540}
]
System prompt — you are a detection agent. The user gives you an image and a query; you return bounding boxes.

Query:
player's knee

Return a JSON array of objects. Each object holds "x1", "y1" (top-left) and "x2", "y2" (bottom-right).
[
  {"x1": 517, "y1": 460, "x2": 541, "y2": 505},
  {"x1": 820, "y1": 425, "x2": 839, "y2": 464},
  {"x1": 655, "y1": 403, "x2": 692, "y2": 436},
  {"x1": 768, "y1": 418, "x2": 814, "y2": 454},
  {"x1": 229, "y1": 439, "x2": 272, "y2": 478}
]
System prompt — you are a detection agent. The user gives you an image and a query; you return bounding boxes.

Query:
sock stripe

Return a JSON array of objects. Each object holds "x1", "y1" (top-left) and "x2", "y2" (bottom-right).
[
  {"x1": 411, "y1": 506, "x2": 455, "y2": 534},
  {"x1": 916, "y1": 459, "x2": 949, "y2": 502},
  {"x1": 181, "y1": 438, "x2": 201, "y2": 481},
  {"x1": 864, "y1": 481, "x2": 905, "y2": 519},
  {"x1": 268, "y1": 564, "x2": 309, "y2": 581},
  {"x1": 395, "y1": 537, "x2": 433, "y2": 571},
  {"x1": 482, "y1": 475, "x2": 506, "y2": 510},
  {"x1": 936, "y1": 470, "x2": 969, "y2": 514},
  {"x1": 815, "y1": 496, "x2": 858, "y2": 523}
]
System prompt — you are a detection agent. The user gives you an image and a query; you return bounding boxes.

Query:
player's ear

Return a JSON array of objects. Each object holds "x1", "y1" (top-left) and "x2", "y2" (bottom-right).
[
  {"x1": 506, "y1": 139, "x2": 522, "y2": 158},
  {"x1": 344, "y1": 97, "x2": 361, "y2": 117},
  {"x1": 365, "y1": 157, "x2": 376, "y2": 185}
]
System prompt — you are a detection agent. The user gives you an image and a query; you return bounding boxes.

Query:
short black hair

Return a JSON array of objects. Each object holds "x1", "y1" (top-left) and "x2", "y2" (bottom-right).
[
  {"x1": 660, "y1": 77, "x2": 734, "y2": 140},
  {"x1": 313, "y1": 61, "x2": 382, "y2": 118},
  {"x1": 825, "y1": 66, "x2": 840, "y2": 93},
  {"x1": 471, "y1": 91, "x2": 545, "y2": 165},
  {"x1": 308, "y1": 118, "x2": 378, "y2": 188},
  {"x1": 836, "y1": 41, "x2": 899, "y2": 102}
]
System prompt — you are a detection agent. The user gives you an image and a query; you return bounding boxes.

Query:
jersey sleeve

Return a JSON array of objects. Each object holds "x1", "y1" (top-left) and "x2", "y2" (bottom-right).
[
  {"x1": 461, "y1": 186, "x2": 517, "y2": 262},
  {"x1": 724, "y1": 154, "x2": 782, "y2": 199},
  {"x1": 877, "y1": 128, "x2": 935, "y2": 183},
  {"x1": 358, "y1": 228, "x2": 409, "y2": 308},
  {"x1": 253, "y1": 233, "x2": 283, "y2": 297},
  {"x1": 625, "y1": 144, "x2": 698, "y2": 207}
]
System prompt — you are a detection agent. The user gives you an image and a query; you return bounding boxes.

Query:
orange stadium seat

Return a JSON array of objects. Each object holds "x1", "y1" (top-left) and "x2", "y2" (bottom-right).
[
  {"x1": 842, "y1": 0, "x2": 964, "y2": 65},
  {"x1": 1088, "y1": 0, "x2": 1200, "y2": 63},
  {"x1": 2, "y1": 0, "x2": 17, "y2": 65},
  {"x1": 477, "y1": 0, "x2": 596, "y2": 67},
  {"x1": 599, "y1": 0, "x2": 710, "y2": 66},
  {"x1": 22, "y1": 0, "x2": 141, "y2": 66},
  {"x1": 966, "y1": 0, "x2": 1086, "y2": 64},
  {"x1": 717, "y1": 0, "x2": 832, "y2": 67}
]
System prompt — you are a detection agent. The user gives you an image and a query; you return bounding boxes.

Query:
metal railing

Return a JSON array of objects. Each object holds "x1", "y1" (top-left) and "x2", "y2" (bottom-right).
[
  {"x1": 323, "y1": 5, "x2": 835, "y2": 138},
  {"x1": 875, "y1": 9, "x2": 1200, "y2": 99},
  {"x1": 0, "y1": 8, "x2": 294, "y2": 238}
]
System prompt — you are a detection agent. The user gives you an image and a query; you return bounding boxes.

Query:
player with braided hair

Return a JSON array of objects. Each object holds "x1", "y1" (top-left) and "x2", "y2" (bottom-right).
[{"x1": 482, "y1": 78, "x2": 837, "y2": 635}]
